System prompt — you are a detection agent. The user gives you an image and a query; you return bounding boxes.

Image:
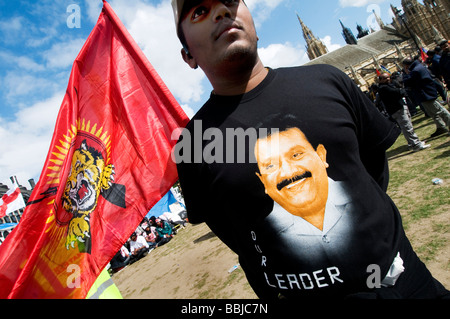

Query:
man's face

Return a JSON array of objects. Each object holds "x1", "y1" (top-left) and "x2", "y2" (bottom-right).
[
  {"x1": 403, "y1": 64, "x2": 410, "y2": 73},
  {"x1": 179, "y1": 0, "x2": 258, "y2": 72},
  {"x1": 255, "y1": 127, "x2": 330, "y2": 219},
  {"x1": 441, "y1": 41, "x2": 449, "y2": 53},
  {"x1": 379, "y1": 74, "x2": 390, "y2": 83}
]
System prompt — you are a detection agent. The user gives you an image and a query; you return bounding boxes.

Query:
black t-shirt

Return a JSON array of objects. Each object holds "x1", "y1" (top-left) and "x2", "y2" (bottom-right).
[
  {"x1": 378, "y1": 83, "x2": 405, "y2": 115},
  {"x1": 439, "y1": 52, "x2": 450, "y2": 83},
  {"x1": 175, "y1": 65, "x2": 404, "y2": 298}
]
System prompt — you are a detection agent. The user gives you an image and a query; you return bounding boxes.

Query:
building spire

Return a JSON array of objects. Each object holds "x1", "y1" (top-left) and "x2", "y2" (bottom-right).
[
  {"x1": 372, "y1": 9, "x2": 385, "y2": 29},
  {"x1": 297, "y1": 13, "x2": 313, "y2": 41},
  {"x1": 296, "y1": 12, "x2": 328, "y2": 60},
  {"x1": 356, "y1": 23, "x2": 369, "y2": 39},
  {"x1": 340, "y1": 20, "x2": 358, "y2": 45}
]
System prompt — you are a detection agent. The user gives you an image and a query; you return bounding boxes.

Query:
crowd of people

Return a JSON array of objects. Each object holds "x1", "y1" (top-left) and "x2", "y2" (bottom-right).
[
  {"x1": 368, "y1": 39, "x2": 450, "y2": 151},
  {"x1": 109, "y1": 212, "x2": 187, "y2": 274}
]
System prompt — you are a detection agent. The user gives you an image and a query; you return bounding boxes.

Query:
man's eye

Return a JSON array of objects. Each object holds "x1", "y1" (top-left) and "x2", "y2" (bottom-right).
[
  {"x1": 263, "y1": 163, "x2": 276, "y2": 172},
  {"x1": 192, "y1": 6, "x2": 208, "y2": 20},
  {"x1": 292, "y1": 152, "x2": 303, "y2": 159}
]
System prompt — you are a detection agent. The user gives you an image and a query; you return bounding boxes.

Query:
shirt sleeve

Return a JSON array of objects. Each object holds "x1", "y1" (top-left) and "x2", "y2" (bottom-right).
[
  {"x1": 139, "y1": 236, "x2": 149, "y2": 248},
  {"x1": 175, "y1": 128, "x2": 213, "y2": 224}
]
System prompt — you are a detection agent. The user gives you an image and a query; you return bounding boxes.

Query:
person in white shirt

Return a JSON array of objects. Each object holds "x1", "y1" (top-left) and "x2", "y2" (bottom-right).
[{"x1": 129, "y1": 232, "x2": 149, "y2": 263}]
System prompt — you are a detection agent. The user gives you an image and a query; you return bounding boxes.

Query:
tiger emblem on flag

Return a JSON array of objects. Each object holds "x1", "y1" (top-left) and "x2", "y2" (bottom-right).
[{"x1": 62, "y1": 139, "x2": 115, "y2": 252}]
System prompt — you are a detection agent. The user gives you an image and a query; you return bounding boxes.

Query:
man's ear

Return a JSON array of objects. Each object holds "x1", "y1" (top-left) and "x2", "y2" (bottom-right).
[
  {"x1": 181, "y1": 47, "x2": 198, "y2": 69},
  {"x1": 255, "y1": 172, "x2": 268, "y2": 194},
  {"x1": 316, "y1": 144, "x2": 329, "y2": 168}
]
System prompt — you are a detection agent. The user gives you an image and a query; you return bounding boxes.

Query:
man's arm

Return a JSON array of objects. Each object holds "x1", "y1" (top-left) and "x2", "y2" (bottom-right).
[
  {"x1": 346, "y1": 75, "x2": 400, "y2": 191},
  {"x1": 360, "y1": 149, "x2": 390, "y2": 192}
]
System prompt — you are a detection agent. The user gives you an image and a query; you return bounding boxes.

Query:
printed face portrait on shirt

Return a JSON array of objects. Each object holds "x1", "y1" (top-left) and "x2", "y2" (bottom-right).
[{"x1": 254, "y1": 127, "x2": 330, "y2": 228}]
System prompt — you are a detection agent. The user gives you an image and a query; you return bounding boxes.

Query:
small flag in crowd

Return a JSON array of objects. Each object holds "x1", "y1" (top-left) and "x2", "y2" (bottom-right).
[
  {"x1": 0, "y1": 181, "x2": 26, "y2": 219},
  {"x1": 0, "y1": 0, "x2": 189, "y2": 299},
  {"x1": 420, "y1": 47, "x2": 428, "y2": 62},
  {"x1": 380, "y1": 65, "x2": 391, "y2": 75}
]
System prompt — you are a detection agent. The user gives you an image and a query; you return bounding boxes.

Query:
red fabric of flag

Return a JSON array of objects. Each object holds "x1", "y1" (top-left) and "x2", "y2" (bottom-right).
[{"x1": 0, "y1": 1, "x2": 189, "y2": 298}]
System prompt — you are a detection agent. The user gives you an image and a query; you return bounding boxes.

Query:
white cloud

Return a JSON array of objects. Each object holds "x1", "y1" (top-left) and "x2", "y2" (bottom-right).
[
  {"x1": 85, "y1": 0, "x2": 103, "y2": 24},
  {"x1": 339, "y1": 0, "x2": 385, "y2": 8},
  {"x1": 0, "y1": 5, "x2": 61, "y2": 49},
  {"x1": 0, "y1": 16, "x2": 23, "y2": 32},
  {"x1": 0, "y1": 16, "x2": 26, "y2": 45},
  {"x1": 179, "y1": 104, "x2": 195, "y2": 119},
  {"x1": 0, "y1": 51, "x2": 45, "y2": 72},
  {"x1": 0, "y1": 92, "x2": 63, "y2": 185},
  {"x1": 321, "y1": 35, "x2": 342, "y2": 52},
  {"x1": 26, "y1": 26, "x2": 59, "y2": 48},
  {"x1": 245, "y1": 0, "x2": 285, "y2": 27},
  {"x1": 258, "y1": 42, "x2": 308, "y2": 68},
  {"x1": 2, "y1": 71, "x2": 59, "y2": 106},
  {"x1": 14, "y1": 93, "x2": 63, "y2": 134},
  {"x1": 42, "y1": 38, "x2": 86, "y2": 69}
]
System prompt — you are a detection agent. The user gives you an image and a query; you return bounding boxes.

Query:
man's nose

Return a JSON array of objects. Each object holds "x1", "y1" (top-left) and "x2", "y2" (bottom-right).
[
  {"x1": 212, "y1": 1, "x2": 233, "y2": 22},
  {"x1": 278, "y1": 159, "x2": 294, "y2": 179}
]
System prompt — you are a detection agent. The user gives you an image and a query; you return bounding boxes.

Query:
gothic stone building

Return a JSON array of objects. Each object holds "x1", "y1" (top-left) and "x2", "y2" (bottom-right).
[
  {"x1": 297, "y1": 14, "x2": 328, "y2": 60},
  {"x1": 299, "y1": 0, "x2": 449, "y2": 91},
  {"x1": 393, "y1": 0, "x2": 450, "y2": 45}
]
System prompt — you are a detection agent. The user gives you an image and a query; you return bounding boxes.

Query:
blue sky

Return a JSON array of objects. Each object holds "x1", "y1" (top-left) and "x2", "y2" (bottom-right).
[{"x1": 0, "y1": 0, "x2": 404, "y2": 187}]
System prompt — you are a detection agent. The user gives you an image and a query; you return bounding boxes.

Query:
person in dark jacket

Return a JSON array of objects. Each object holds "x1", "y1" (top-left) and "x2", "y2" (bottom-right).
[
  {"x1": 426, "y1": 50, "x2": 447, "y2": 105},
  {"x1": 378, "y1": 73, "x2": 430, "y2": 151},
  {"x1": 439, "y1": 39, "x2": 450, "y2": 87},
  {"x1": 426, "y1": 50, "x2": 441, "y2": 78},
  {"x1": 402, "y1": 58, "x2": 450, "y2": 138}
]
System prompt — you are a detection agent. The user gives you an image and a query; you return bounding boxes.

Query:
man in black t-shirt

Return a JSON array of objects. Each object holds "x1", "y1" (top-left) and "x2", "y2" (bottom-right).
[{"x1": 170, "y1": 0, "x2": 449, "y2": 299}]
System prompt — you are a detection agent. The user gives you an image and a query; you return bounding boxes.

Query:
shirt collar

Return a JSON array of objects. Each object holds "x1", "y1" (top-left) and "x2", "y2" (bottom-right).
[{"x1": 270, "y1": 178, "x2": 352, "y2": 235}]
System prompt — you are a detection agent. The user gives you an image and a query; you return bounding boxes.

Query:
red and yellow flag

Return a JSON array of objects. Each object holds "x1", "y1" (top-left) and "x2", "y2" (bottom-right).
[{"x1": 0, "y1": 1, "x2": 189, "y2": 298}]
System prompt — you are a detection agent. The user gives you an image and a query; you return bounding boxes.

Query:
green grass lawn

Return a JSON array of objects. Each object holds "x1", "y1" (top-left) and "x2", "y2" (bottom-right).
[{"x1": 386, "y1": 108, "x2": 449, "y2": 270}]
